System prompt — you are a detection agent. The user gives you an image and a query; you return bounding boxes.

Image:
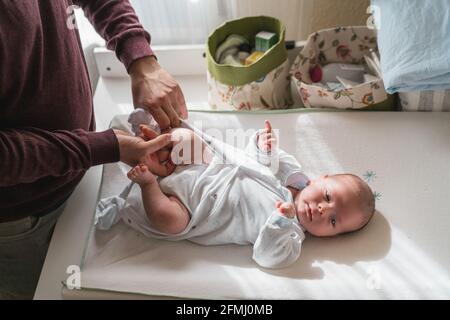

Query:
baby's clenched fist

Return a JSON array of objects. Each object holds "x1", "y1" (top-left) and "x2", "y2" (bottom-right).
[{"x1": 275, "y1": 200, "x2": 296, "y2": 219}]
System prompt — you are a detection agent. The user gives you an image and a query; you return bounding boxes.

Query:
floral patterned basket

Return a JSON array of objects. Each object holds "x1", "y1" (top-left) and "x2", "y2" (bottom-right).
[
  {"x1": 206, "y1": 16, "x2": 291, "y2": 111},
  {"x1": 290, "y1": 26, "x2": 392, "y2": 110}
]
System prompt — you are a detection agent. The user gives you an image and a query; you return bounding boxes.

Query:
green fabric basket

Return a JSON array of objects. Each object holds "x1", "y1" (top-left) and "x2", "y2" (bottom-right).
[{"x1": 207, "y1": 16, "x2": 287, "y2": 86}]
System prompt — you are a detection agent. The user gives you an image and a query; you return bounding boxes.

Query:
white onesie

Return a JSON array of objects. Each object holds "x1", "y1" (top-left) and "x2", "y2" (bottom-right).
[{"x1": 95, "y1": 115, "x2": 310, "y2": 269}]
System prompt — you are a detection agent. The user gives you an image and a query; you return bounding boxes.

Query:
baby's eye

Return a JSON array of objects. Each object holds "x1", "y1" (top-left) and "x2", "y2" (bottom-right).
[
  {"x1": 331, "y1": 216, "x2": 336, "y2": 227},
  {"x1": 325, "y1": 190, "x2": 331, "y2": 202}
]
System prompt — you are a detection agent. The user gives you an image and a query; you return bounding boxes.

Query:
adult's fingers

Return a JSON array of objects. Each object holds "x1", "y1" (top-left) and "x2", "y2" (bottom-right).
[
  {"x1": 161, "y1": 99, "x2": 181, "y2": 128},
  {"x1": 168, "y1": 88, "x2": 181, "y2": 121},
  {"x1": 145, "y1": 133, "x2": 172, "y2": 153},
  {"x1": 175, "y1": 86, "x2": 188, "y2": 119},
  {"x1": 148, "y1": 106, "x2": 171, "y2": 130},
  {"x1": 139, "y1": 125, "x2": 159, "y2": 141}
]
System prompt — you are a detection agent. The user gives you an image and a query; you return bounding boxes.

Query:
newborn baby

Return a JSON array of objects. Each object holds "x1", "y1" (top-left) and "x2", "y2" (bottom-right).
[{"x1": 98, "y1": 119, "x2": 375, "y2": 269}]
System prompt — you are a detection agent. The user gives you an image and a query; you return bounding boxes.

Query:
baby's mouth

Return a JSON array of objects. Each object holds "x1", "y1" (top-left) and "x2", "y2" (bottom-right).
[{"x1": 305, "y1": 202, "x2": 312, "y2": 222}]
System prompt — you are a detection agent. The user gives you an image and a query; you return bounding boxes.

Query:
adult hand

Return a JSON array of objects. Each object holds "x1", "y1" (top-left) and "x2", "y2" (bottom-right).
[
  {"x1": 129, "y1": 56, "x2": 188, "y2": 130},
  {"x1": 114, "y1": 129, "x2": 174, "y2": 177},
  {"x1": 138, "y1": 124, "x2": 176, "y2": 174}
]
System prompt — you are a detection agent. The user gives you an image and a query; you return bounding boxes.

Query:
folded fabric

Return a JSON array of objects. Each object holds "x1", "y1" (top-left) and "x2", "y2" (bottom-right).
[
  {"x1": 214, "y1": 34, "x2": 249, "y2": 63},
  {"x1": 372, "y1": 0, "x2": 450, "y2": 93}
]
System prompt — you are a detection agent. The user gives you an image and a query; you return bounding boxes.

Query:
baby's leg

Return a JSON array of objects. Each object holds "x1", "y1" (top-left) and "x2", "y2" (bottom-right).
[
  {"x1": 127, "y1": 164, "x2": 190, "y2": 234},
  {"x1": 169, "y1": 128, "x2": 213, "y2": 165}
]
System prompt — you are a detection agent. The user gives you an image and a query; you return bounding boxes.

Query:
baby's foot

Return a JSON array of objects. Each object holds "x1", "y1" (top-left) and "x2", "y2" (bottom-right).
[{"x1": 127, "y1": 164, "x2": 156, "y2": 186}]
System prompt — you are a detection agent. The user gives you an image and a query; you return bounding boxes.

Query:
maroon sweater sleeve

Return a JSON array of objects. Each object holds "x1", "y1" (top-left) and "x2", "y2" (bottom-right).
[
  {"x1": 0, "y1": 1, "x2": 154, "y2": 218},
  {"x1": 0, "y1": 128, "x2": 119, "y2": 187},
  {"x1": 73, "y1": 0, "x2": 155, "y2": 71}
]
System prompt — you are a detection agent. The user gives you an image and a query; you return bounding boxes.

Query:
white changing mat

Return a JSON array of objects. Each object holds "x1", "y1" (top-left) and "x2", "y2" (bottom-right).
[{"x1": 73, "y1": 111, "x2": 450, "y2": 299}]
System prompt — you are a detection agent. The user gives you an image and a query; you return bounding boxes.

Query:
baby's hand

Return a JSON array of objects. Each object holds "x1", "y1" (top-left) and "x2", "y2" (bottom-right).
[
  {"x1": 257, "y1": 120, "x2": 276, "y2": 153},
  {"x1": 275, "y1": 201, "x2": 296, "y2": 219},
  {"x1": 127, "y1": 164, "x2": 156, "y2": 186}
]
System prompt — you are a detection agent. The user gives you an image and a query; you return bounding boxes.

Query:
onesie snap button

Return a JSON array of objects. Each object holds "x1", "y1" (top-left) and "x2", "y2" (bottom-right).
[{"x1": 213, "y1": 193, "x2": 217, "y2": 199}]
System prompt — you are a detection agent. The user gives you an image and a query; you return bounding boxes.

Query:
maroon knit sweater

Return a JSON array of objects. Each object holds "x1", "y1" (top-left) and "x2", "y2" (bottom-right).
[{"x1": 0, "y1": 0, "x2": 154, "y2": 221}]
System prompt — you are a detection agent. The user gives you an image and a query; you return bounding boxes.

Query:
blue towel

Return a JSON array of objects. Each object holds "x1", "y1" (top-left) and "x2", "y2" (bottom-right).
[{"x1": 372, "y1": 0, "x2": 450, "y2": 93}]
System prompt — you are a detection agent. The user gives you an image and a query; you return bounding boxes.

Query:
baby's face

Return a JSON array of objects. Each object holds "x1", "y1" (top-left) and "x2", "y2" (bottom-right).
[{"x1": 295, "y1": 175, "x2": 366, "y2": 237}]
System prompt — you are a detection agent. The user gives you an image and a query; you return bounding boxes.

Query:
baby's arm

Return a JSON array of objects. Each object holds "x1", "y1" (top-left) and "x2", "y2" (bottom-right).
[
  {"x1": 127, "y1": 164, "x2": 190, "y2": 234},
  {"x1": 252, "y1": 202, "x2": 304, "y2": 269},
  {"x1": 257, "y1": 120, "x2": 276, "y2": 153},
  {"x1": 246, "y1": 120, "x2": 303, "y2": 185}
]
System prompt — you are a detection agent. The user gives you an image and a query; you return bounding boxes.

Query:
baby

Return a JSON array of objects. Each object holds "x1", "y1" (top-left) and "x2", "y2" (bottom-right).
[{"x1": 102, "y1": 120, "x2": 375, "y2": 269}]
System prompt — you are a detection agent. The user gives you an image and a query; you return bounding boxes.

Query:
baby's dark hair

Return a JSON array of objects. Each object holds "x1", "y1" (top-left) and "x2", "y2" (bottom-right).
[{"x1": 333, "y1": 173, "x2": 375, "y2": 232}]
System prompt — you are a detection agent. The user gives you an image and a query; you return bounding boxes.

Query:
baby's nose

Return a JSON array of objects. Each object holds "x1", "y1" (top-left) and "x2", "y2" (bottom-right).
[{"x1": 317, "y1": 203, "x2": 326, "y2": 214}]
